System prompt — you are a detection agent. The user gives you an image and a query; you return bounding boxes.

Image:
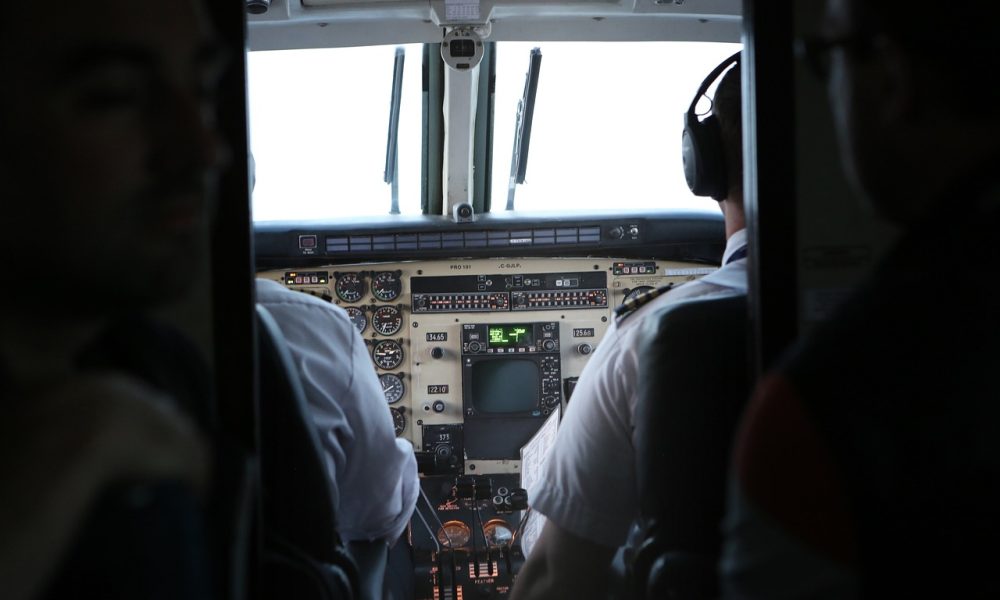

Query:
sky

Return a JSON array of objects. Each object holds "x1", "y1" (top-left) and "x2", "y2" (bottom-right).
[{"x1": 247, "y1": 41, "x2": 741, "y2": 221}]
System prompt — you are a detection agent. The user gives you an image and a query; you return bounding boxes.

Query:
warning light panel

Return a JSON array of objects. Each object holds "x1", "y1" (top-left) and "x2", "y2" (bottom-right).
[{"x1": 284, "y1": 271, "x2": 329, "y2": 286}]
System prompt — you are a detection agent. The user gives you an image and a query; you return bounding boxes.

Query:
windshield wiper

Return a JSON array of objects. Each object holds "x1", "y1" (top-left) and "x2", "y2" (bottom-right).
[
  {"x1": 384, "y1": 46, "x2": 406, "y2": 214},
  {"x1": 505, "y1": 47, "x2": 542, "y2": 211}
]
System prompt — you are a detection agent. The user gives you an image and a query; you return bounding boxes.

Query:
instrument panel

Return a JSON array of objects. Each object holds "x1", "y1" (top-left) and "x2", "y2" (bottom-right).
[
  {"x1": 260, "y1": 255, "x2": 716, "y2": 599},
  {"x1": 259, "y1": 256, "x2": 715, "y2": 474}
]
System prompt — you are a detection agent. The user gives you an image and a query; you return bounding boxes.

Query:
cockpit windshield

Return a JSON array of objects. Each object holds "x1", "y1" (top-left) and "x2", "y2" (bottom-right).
[
  {"x1": 248, "y1": 41, "x2": 740, "y2": 221},
  {"x1": 248, "y1": 44, "x2": 425, "y2": 220}
]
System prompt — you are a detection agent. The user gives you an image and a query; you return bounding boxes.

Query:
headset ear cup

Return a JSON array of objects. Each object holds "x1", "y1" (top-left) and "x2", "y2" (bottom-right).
[
  {"x1": 700, "y1": 114, "x2": 727, "y2": 200},
  {"x1": 683, "y1": 113, "x2": 727, "y2": 200},
  {"x1": 681, "y1": 112, "x2": 701, "y2": 194},
  {"x1": 681, "y1": 50, "x2": 740, "y2": 202}
]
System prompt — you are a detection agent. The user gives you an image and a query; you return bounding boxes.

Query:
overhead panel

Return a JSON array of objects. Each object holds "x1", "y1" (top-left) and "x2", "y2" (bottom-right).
[
  {"x1": 303, "y1": 0, "x2": 418, "y2": 5},
  {"x1": 302, "y1": 0, "x2": 617, "y2": 5}
]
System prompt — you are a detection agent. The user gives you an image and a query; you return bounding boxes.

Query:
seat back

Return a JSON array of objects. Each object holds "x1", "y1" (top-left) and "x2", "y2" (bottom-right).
[
  {"x1": 255, "y1": 304, "x2": 357, "y2": 599},
  {"x1": 632, "y1": 293, "x2": 751, "y2": 599}
]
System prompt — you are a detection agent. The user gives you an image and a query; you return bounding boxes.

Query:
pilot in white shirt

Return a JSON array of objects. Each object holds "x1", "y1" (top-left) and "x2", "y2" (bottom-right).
[
  {"x1": 256, "y1": 278, "x2": 418, "y2": 542},
  {"x1": 528, "y1": 229, "x2": 748, "y2": 550}
]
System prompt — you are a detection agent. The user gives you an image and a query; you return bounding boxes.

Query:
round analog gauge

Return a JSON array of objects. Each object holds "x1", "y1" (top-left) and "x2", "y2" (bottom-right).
[
  {"x1": 623, "y1": 285, "x2": 654, "y2": 303},
  {"x1": 372, "y1": 339, "x2": 404, "y2": 370},
  {"x1": 379, "y1": 373, "x2": 405, "y2": 405},
  {"x1": 371, "y1": 305, "x2": 403, "y2": 336},
  {"x1": 437, "y1": 520, "x2": 471, "y2": 548},
  {"x1": 483, "y1": 519, "x2": 514, "y2": 547},
  {"x1": 345, "y1": 306, "x2": 367, "y2": 334},
  {"x1": 334, "y1": 272, "x2": 366, "y2": 303},
  {"x1": 371, "y1": 271, "x2": 402, "y2": 302},
  {"x1": 390, "y1": 406, "x2": 406, "y2": 437}
]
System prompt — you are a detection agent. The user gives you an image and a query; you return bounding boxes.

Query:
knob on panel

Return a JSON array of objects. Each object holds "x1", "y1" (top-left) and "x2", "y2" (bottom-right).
[{"x1": 508, "y1": 488, "x2": 528, "y2": 511}]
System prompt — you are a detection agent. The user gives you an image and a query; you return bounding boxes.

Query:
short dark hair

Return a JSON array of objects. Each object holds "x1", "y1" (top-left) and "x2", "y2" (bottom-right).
[{"x1": 713, "y1": 63, "x2": 742, "y2": 193}]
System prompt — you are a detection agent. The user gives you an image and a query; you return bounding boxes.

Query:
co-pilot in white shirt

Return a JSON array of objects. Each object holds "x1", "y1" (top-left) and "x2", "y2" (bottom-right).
[
  {"x1": 256, "y1": 278, "x2": 419, "y2": 543},
  {"x1": 527, "y1": 230, "x2": 749, "y2": 551}
]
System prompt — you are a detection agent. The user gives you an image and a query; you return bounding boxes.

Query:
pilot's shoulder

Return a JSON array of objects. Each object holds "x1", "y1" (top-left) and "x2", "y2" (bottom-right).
[
  {"x1": 255, "y1": 278, "x2": 352, "y2": 324},
  {"x1": 613, "y1": 282, "x2": 677, "y2": 325}
]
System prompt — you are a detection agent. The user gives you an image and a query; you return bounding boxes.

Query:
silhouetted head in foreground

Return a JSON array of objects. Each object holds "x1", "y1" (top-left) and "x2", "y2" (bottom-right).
[
  {"x1": 814, "y1": 0, "x2": 1000, "y2": 225},
  {"x1": 0, "y1": 0, "x2": 227, "y2": 317}
]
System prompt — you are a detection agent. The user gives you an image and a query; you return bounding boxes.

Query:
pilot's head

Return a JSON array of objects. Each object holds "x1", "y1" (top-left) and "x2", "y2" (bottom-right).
[
  {"x1": 0, "y1": 0, "x2": 227, "y2": 316},
  {"x1": 818, "y1": 0, "x2": 1000, "y2": 224}
]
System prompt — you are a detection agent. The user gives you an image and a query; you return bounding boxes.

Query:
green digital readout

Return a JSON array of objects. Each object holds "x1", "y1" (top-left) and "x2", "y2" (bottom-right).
[{"x1": 488, "y1": 324, "x2": 532, "y2": 346}]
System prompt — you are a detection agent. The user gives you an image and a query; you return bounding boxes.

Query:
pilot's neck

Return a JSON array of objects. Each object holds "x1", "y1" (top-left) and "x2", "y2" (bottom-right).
[{"x1": 720, "y1": 192, "x2": 746, "y2": 240}]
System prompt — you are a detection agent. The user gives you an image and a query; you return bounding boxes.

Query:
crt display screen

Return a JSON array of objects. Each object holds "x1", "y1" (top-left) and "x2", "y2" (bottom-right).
[{"x1": 470, "y1": 359, "x2": 540, "y2": 414}]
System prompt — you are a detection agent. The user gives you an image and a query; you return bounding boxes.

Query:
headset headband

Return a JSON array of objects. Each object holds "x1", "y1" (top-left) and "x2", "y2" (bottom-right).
[{"x1": 686, "y1": 51, "x2": 742, "y2": 117}]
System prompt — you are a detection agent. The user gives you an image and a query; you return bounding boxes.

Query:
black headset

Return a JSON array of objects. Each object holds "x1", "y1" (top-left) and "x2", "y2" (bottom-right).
[{"x1": 682, "y1": 51, "x2": 741, "y2": 201}]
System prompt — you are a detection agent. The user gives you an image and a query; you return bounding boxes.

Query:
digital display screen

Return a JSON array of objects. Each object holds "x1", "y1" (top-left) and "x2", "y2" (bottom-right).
[
  {"x1": 487, "y1": 324, "x2": 533, "y2": 347},
  {"x1": 471, "y1": 360, "x2": 540, "y2": 414}
]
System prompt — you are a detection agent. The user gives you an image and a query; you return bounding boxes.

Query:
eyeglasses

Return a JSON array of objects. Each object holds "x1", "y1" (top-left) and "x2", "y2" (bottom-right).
[{"x1": 795, "y1": 34, "x2": 875, "y2": 80}]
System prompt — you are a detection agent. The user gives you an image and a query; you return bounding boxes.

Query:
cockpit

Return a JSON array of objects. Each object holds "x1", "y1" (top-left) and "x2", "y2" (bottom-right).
[{"x1": 246, "y1": 1, "x2": 742, "y2": 597}]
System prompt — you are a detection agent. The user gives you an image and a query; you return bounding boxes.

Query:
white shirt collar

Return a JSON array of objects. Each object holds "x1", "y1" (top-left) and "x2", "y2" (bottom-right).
[{"x1": 721, "y1": 228, "x2": 748, "y2": 265}]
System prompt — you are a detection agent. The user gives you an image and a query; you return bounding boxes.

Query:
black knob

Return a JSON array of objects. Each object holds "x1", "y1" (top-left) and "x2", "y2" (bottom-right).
[
  {"x1": 431, "y1": 347, "x2": 444, "y2": 359},
  {"x1": 609, "y1": 226, "x2": 624, "y2": 239},
  {"x1": 432, "y1": 400, "x2": 446, "y2": 413},
  {"x1": 468, "y1": 341, "x2": 482, "y2": 353},
  {"x1": 577, "y1": 343, "x2": 593, "y2": 356},
  {"x1": 509, "y1": 488, "x2": 528, "y2": 511},
  {"x1": 246, "y1": 0, "x2": 271, "y2": 15},
  {"x1": 542, "y1": 339, "x2": 557, "y2": 352},
  {"x1": 435, "y1": 444, "x2": 453, "y2": 460}
]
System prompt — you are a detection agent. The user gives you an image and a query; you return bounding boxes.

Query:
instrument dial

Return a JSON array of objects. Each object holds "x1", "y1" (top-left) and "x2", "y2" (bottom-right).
[
  {"x1": 390, "y1": 406, "x2": 406, "y2": 437},
  {"x1": 483, "y1": 519, "x2": 514, "y2": 547},
  {"x1": 371, "y1": 305, "x2": 403, "y2": 336},
  {"x1": 371, "y1": 271, "x2": 402, "y2": 302},
  {"x1": 437, "y1": 520, "x2": 471, "y2": 548},
  {"x1": 334, "y1": 272, "x2": 366, "y2": 303},
  {"x1": 345, "y1": 306, "x2": 367, "y2": 334},
  {"x1": 379, "y1": 373, "x2": 405, "y2": 404},
  {"x1": 372, "y1": 339, "x2": 404, "y2": 370}
]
